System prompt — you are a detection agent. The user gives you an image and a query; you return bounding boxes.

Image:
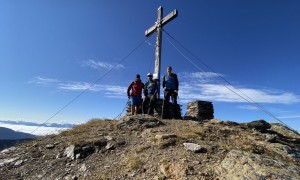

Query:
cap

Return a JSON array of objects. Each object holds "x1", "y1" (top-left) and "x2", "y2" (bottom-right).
[
  {"x1": 136, "y1": 74, "x2": 140, "y2": 78},
  {"x1": 147, "y1": 73, "x2": 153, "y2": 77}
]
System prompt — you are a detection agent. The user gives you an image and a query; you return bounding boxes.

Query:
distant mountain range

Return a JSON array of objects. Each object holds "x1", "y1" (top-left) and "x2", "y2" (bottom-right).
[{"x1": 0, "y1": 120, "x2": 76, "y2": 128}]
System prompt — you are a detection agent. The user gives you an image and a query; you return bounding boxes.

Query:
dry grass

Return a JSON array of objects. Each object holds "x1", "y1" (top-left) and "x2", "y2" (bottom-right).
[
  {"x1": 60, "y1": 118, "x2": 116, "y2": 136},
  {"x1": 136, "y1": 144, "x2": 151, "y2": 153},
  {"x1": 56, "y1": 118, "x2": 118, "y2": 145},
  {"x1": 123, "y1": 156, "x2": 144, "y2": 171},
  {"x1": 156, "y1": 138, "x2": 177, "y2": 149}
]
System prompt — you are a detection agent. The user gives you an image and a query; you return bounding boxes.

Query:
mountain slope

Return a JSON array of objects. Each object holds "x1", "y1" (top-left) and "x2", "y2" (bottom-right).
[
  {"x1": 0, "y1": 127, "x2": 37, "y2": 151},
  {"x1": 0, "y1": 115, "x2": 299, "y2": 179},
  {"x1": 0, "y1": 127, "x2": 36, "y2": 140}
]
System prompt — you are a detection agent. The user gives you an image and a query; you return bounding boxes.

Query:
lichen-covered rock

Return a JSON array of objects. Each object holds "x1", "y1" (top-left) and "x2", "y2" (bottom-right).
[
  {"x1": 183, "y1": 143, "x2": 207, "y2": 153},
  {"x1": 215, "y1": 149, "x2": 300, "y2": 179},
  {"x1": 270, "y1": 123, "x2": 300, "y2": 139}
]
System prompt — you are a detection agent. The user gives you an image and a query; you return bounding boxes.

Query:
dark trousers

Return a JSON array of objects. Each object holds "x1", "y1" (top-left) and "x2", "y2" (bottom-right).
[
  {"x1": 143, "y1": 95, "x2": 157, "y2": 115},
  {"x1": 162, "y1": 90, "x2": 178, "y2": 118}
]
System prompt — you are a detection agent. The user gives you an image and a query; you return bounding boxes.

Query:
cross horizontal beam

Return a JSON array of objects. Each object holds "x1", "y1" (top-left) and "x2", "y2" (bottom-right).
[{"x1": 145, "y1": 9, "x2": 178, "y2": 37}]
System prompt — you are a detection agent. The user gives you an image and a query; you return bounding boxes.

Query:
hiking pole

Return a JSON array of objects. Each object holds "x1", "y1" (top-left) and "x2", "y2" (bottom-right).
[{"x1": 114, "y1": 98, "x2": 130, "y2": 120}]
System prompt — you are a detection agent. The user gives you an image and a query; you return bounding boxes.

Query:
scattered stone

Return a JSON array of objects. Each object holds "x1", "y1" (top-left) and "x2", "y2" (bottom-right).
[
  {"x1": 75, "y1": 154, "x2": 81, "y2": 159},
  {"x1": 79, "y1": 164, "x2": 87, "y2": 172},
  {"x1": 105, "y1": 143, "x2": 115, "y2": 150},
  {"x1": 1, "y1": 147, "x2": 17, "y2": 154},
  {"x1": 46, "y1": 144, "x2": 55, "y2": 149},
  {"x1": 14, "y1": 160, "x2": 23, "y2": 166},
  {"x1": 0, "y1": 157, "x2": 19, "y2": 167},
  {"x1": 155, "y1": 134, "x2": 177, "y2": 140},
  {"x1": 56, "y1": 152, "x2": 63, "y2": 159},
  {"x1": 105, "y1": 136, "x2": 114, "y2": 141},
  {"x1": 183, "y1": 143, "x2": 207, "y2": 153},
  {"x1": 32, "y1": 143, "x2": 38, "y2": 147}
]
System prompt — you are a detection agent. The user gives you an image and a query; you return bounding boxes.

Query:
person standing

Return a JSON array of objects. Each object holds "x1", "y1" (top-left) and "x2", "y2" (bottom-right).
[
  {"x1": 162, "y1": 66, "x2": 179, "y2": 118},
  {"x1": 143, "y1": 73, "x2": 158, "y2": 115},
  {"x1": 127, "y1": 74, "x2": 144, "y2": 115}
]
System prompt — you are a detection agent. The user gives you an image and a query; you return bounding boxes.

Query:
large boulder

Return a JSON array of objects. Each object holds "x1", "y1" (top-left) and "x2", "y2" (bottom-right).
[{"x1": 215, "y1": 149, "x2": 300, "y2": 179}]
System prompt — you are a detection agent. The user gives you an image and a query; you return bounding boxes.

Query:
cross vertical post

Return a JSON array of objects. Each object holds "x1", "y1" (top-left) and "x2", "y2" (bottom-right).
[{"x1": 145, "y1": 6, "x2": 178, "y2": 98}]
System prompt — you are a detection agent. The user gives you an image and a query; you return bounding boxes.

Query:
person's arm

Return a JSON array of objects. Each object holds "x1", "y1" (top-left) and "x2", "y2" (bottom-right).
[
  {"x1": 162, "y1": 75, "x2": 166, "y2": 89},
  {"x1": 127, "y1": 82, "x2": 133, "y2": 98},
  {"x1": 154, "y1": 81, "x2": 159, "y2": 96},
  {"x1": 174, "y1": 73, "x2": 179, "y2": 91},
  {"x1": 144, "y1": 82, "x2": 148, "y2": 96}
]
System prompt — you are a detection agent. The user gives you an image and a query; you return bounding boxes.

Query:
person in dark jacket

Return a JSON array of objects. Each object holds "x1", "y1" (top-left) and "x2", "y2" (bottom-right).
[
  {"x1": 162, "y1": 66, "x2": 179, "y2": 118},
  {"x1": 127, "y1": 74, "x2": 144, "y2": 115},
  {"x1": 143, "y1": 73, "x2": 158, "y2": 115}
]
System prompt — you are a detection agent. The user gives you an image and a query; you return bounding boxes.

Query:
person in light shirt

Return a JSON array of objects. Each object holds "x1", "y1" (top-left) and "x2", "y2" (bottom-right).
[{"x1": 143, "y1": 73, "x2": 158, "y2": 115}]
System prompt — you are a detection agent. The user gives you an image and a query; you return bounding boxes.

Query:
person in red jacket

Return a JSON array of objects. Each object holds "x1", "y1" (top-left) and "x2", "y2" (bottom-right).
[{"x1": 127, "y1": 74, "x2": 144, "y2": 115}]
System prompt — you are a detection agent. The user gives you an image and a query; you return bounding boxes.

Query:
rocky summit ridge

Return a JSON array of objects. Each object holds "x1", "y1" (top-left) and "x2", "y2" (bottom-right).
[{"x1": 0, "y1": 115, "x2": 299, "y2": 179}]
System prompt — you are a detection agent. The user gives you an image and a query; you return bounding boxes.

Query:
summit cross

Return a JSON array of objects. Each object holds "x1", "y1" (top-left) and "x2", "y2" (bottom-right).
[{"x1": 145, "y1": 6, "x2": 178, "y2": 98}]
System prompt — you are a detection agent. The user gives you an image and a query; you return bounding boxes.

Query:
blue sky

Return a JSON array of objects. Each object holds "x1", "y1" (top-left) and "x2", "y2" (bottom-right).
[{"x1": 1, "y1": 0, "x2": 299, "y2": 132}]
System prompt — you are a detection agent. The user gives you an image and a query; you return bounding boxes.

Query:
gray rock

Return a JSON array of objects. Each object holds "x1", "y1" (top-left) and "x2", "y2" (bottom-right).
[
  {"x1": 270, "y1": 144, "x2": 300, "y2": 162},
  {"x1": 215, "y1": 149, "x2": 300, "y2": 179},
  {"x1": 1, "y1": 147, "x2": 17, "y2": 154},
  {"x1": 46, "y1": 144, "x2": 55, "y2": 149},
  {"x1": 79, "y1": 164, "x2": 87, "y2": 172},
  {"x1": 64, "y1": 145, "x2": 75, "y2": 159},
  {"x1": 270, "y1": 123, "x2": 300, "y2": 139},
  {"x1": 155, "y1": 134, "x2": 177, "y2": 140},
  {"x1": 105, "y1": 136, "x2": 114, "y2": 141},
  {"x1": 56, "y1": 152, "x2": 63, "y2": 159},
  {"x1": 75, "y1": 153, "x2": 81, "y2": 159},
  {"x1": 14, "y1": 160, "x2": 23, "y2": 166},
  {"x1": 0, "y1": 157, "x2": 19, "y2": 167},
  {"x1": 183, "y1": 143, "x2": 206, "y2": 153},
  {"x1": 105, "y1": 143, "x2": 115, "y2": 150},
  {"x1": 264, "y1": 133, "x2": 277, "y2": 142}
]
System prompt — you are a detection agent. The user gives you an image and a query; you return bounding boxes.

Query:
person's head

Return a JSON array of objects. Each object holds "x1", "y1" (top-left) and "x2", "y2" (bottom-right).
[
  {"x1": 147, "y1": 73, "x2": 153, "y2": 80},
  {"x1": 135, "y1": 74, "x2": 140, "y2": 81},
  {"x1": 167, "y1": 66, "x2": 172, "y2": 75}
]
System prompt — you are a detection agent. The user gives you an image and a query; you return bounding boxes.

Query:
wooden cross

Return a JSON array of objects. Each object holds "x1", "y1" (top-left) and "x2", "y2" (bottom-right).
[{"x1": 145, "y1": 6, "x2": 178, "y2": 98}]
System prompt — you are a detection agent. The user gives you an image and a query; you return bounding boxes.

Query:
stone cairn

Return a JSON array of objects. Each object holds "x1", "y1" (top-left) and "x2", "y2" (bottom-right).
[
  {"x1": 184, "y1": 100, "x2": 214, "y2": 122},
  {"x1": 126, "y1": 99, "x2": 182, "y2": 119},
  {"x1": 126, "y1": 100, "x2": 214, "y2": 121}
]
